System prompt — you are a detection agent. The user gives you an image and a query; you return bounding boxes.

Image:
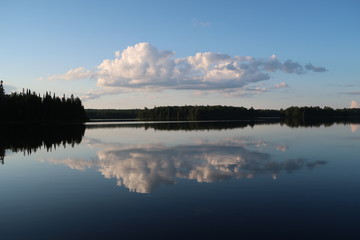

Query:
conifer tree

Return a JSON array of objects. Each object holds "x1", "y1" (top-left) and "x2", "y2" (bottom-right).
[{"x1": 0, "y1": 80, "x2": 5, "y2": 97}]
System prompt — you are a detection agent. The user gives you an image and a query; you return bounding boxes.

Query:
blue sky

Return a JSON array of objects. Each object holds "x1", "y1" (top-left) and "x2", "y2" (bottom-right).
[{"x1": 1, "y1": 0, "x2": 359, "y2": 109}]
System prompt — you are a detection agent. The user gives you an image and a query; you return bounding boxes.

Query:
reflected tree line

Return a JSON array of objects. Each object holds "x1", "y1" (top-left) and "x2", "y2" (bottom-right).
[
  {"x1": 87, "y1": 118, "x2": 360, "y2": 131},
  {"x1": 0, "y1": 81, "x2": 87, "y2": 122},
  {"x1": 1, "y1": 118, "x2": 351, "y2": 165},
  {"x1": 0, "y1": 124, "x2": 85, "y2": 164},
  {"x1": 86, "y1": 119, "x2": 281, "y2": 131}
]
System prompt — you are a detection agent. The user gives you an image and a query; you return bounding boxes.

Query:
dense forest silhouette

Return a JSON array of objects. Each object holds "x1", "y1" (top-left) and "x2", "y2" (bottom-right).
[
  {"x1": 2, "y1": 80, "x2": 359, "y2": 126},
  {"x1": 0, "y1": 81, "x2": 87, "y2": 122},
  {"x1": 86, "y1": 105, "x2": 360, "y2": 127}
]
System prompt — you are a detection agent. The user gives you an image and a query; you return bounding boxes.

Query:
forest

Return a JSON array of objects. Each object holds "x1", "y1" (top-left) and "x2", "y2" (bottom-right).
[
  {"x1": 2, "y1": 81, "x2": 359, "y2": 124},
  {"x1": 86, "y1": 105, "x2": 360, "y2": 124},
  {"x1": 0, "y1": 81, "x2": 87, "y2": 122},
  {"x1": 86, "y1": 108, "x2": 139, "y2": 120}
]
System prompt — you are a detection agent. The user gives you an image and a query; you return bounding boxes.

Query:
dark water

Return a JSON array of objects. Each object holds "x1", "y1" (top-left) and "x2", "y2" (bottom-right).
[{"x1": 0, "y1": 122, "x2": 359, "y2": 239}]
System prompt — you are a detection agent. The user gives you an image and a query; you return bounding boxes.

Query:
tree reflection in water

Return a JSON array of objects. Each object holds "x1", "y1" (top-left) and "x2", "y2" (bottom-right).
[
  {"x1": 42, "y1": 133, "x2": 328, "y2": 193},
  {"x1": 0, "y1": 124, "x2": 85, "y2": 163},
  {"x1": 0, "y1": 121, "x2": 336, "y2": 193}
]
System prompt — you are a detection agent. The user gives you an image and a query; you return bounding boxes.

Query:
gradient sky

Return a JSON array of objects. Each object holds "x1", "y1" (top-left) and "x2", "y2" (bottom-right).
[{"x1": 1, "y1": 0, "x2": 359, "y2": 109}]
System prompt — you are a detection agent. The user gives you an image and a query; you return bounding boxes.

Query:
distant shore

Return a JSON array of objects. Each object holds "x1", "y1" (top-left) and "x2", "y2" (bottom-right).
[{"x1": 85, "y1": 105, "x2": 360, "y2": 122}]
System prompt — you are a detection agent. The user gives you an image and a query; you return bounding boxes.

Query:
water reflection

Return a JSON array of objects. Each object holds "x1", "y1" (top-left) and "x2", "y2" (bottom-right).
[
  {"x1": 0, "y1": 124, "x2": 85, "y2": 163},
  {"x1": 43, "y1": 136, "x2": 327, "y2": 193},
  {"x1": 86, "y1": 120, "x2": 279, "y2": 131},
  {"x1": 1, "y1": 122, "x2": 340, "y2": 193},
  {"x1": 86, "y1": 119, "x2": 360, "y2": 130},
  {"x1": 350, "y1": 124, "x2": 360, "y2": 132}
]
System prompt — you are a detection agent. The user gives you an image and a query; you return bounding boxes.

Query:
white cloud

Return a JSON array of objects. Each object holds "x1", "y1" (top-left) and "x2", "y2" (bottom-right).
[
  {"x1": 39, "y1": 157, "x2": 96, "y2": 170},
  {"x1": 275, "y1": 82, "x2": 288, "y2": 89},
  {"x1": 350, "y1": 100, "x2": 360, "y2": 108},
  {"x1": 46, "y1": 42, "x2": 327, "y2": 100},
  {"x1": 48, "y1": 67, "x2": 93, "y2": 81}
]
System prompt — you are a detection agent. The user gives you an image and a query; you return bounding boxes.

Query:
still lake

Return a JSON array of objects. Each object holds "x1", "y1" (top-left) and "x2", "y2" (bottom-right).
[{"x1": 0, "y1": 121, "x2": 359, "y2": 239}]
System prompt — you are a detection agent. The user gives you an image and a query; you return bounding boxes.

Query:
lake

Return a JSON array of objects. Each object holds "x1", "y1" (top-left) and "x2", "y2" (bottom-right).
[{"x1": 0, "y1": 121, "x2": 359, "y2": 239}]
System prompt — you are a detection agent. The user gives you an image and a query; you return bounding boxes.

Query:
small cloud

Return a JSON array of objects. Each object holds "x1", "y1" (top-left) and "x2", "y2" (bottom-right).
[
  {"x1": 81, "y1": 88, "x2": 126, "y2": 101},
  {"x1": 47, "y1": 67, "x2": 93, "y2": 81},
  {"x1": 81, "y1": 90, "x2": 103, "y2": 101},
  {"x1": 328, "y1": 83, "x2": 355, "y2": 88},
  {"x1": 221, "y1": 86, "x2": 267, "y2": 97},
  {"x1": 306, "y1": 160, "x2": 327, "y2": 169},
  {"x1": 282, "y1": 60, "x2": 304, "y2": 74},
  {"x1": 350, "y1": 100, "x2": 360, "y2": 108},
  {"x1": 276, "y1": 145, "x2": 288, "y2": 152},
  {"x1": 342, "y1": 91, "x2": 360, "y2": 95},
  {"x1": 275, "y1": 82, "x2": 288, "y2": 89},
  {"x1": 192, "y1": 18, "x2": 210, "y2": 27},
  {"x1": 305, "y1": 63, "x2": 327, "y2": 72}
]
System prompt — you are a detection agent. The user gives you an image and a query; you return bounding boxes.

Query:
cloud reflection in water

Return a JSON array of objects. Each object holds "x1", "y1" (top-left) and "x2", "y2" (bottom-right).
[
  {"x1": 42, "y1": 137, "x2": 326, "y2": 193},
  {"x1": 350, "y1": 124, "x2": 360, "y2": 132}
]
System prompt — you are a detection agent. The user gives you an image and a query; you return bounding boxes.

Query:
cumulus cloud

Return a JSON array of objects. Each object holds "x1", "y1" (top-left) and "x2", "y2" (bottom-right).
[
  {"x1": 350, "y1": 100, "x2": 360, "y2": 108},
  {"x1": 46, "y1": 42, "x2": 327, "y2": 99}
]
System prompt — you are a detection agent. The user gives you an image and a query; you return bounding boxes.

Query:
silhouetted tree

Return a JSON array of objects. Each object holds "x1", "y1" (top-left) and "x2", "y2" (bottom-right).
[
  {"x1": 0, "y1": 80, "x2": 5, "y2": 98},
  {"x1": 0, "y1": 83, "x2": 87, "y2": 122}
]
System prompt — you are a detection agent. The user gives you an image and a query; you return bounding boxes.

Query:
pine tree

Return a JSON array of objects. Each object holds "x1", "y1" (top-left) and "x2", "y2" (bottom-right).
[{"x1": 0, "y1": 80, "x2": 5, "y2": 97}]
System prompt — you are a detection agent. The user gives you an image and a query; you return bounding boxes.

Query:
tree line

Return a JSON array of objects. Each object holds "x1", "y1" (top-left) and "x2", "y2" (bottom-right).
[
  {"x1": 138, "y1": 105, "x2": 283, "y2": 121},
  {"x1": 86, "y1": 108, "x2": 139, "y2": 120},
  {"x1": 0, "y1": 81, "x2": 87, "y2": 122},
  {"x1": 86, "y1": 105, "x2": 360, "y2": 127}
]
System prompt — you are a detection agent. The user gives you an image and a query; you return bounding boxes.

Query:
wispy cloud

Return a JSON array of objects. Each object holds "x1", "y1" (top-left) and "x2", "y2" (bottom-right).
[
  {"x1": 45, "y1": 42, "x2": 327, "y2": 100},
  {"x1": 328, "y1": 83, "x2": 356, "y2": 88},
  {"x1": 47, "y1": 67, "x2": 93, "y2": 81},
  {"x1": 342, "y1": 91, "x2": 360, "y2": 95},
  {"x1": 192, "y1": 18, "x2": 210, "y2": 27},
  {"x1": 1, "y1": 82, "x2": 17, "y2": 93}
]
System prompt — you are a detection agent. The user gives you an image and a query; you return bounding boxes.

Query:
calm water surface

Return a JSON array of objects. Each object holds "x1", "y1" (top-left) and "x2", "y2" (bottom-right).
[{"x1": 0, "y1": 122, "x2": 359, "y2": 239}]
